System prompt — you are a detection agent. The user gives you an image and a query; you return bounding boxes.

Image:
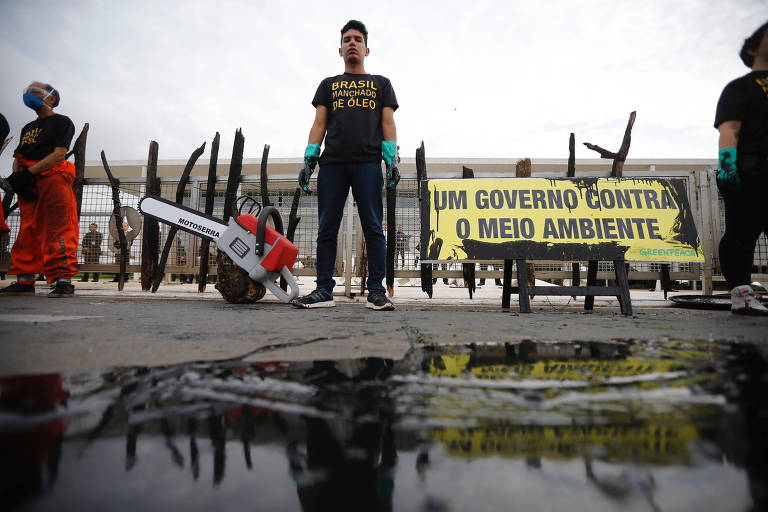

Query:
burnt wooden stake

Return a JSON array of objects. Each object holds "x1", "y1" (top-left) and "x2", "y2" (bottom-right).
[
  {"x1": 140, "y1": 141, "x2": 161, "y2": 291},
  {"x1": 567, "y1": 133, "x2": 580, "y2": 293},
  {"x1": 100, "y1": 151, "x2": 128, "y2": 292},
  {"x1": 515, "y1": 158, "x2": 536, "y2": 290},
  {"x1": 223, "y1": 129, "x2": 244, "y2": 223},
  {"x1": 280, "y1": 187, "x2": 302, "y2": 291},
  {"x1": 416, "y1": 142, "x2": 433, "y2": 298},
  {"x1": 386, "y1": 187, "x2": 396, "y2": 297},
  {"x1": 198, "y1": 132, "x2": 220, "y2": 292},
  {"x1": 260, "y1": 144, "x2": 271, "y2": 207},
  {"x1": 151, "y1": 141, "x2": 206, "y2": 292},
  {"x1": 461, "y1": 165, "x2": 476, "y2": 299},
  {"x1": 71, "y1": 123, "x2": 90, "y2": 217},
  {"x1": 583, "y1": 111, "x2": 636, "y2": 177}
]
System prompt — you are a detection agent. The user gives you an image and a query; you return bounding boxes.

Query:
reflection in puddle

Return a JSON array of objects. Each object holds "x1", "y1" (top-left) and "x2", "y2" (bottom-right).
[{"x1": 1, "y1": 341, "x2": 765, "y2": 511}]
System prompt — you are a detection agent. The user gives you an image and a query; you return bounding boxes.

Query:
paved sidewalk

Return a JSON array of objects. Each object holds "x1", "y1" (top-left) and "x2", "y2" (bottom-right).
[{"x1": 1, "y1": 278, "x2": 765, "y2": 376}]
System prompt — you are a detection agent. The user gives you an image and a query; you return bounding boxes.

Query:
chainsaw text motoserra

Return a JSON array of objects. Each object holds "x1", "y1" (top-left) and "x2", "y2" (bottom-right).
[{"x1": 177, "y1": 217, "x2": 221, "y2": 239}]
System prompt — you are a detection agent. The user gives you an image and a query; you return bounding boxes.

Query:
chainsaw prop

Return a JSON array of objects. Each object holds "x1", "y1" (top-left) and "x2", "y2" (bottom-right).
[{"x1": 138, "y1": 196, "x2": 300, "y2": 303}]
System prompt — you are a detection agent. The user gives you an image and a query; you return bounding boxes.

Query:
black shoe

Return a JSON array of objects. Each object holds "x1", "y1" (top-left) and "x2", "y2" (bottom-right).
[
  {"x1": 78, "y1": 277, "x2": 89, "y2": 282},
  {"x1": 366, "y1": 290, "x2": 394, "y2": 311},
  {"x1": 0, "y1": 282, "x2": 36, "y2": 296},
  {"x1": 48, "y1": 280, "x2": 74, "y2": 298},
  {"x1": 292, "y1": 289, "x2": 335, "y2": 309}
]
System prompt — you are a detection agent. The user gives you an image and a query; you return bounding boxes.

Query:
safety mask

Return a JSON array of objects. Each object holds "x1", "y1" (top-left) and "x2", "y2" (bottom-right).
[
  {"x1": 23, "y1": 92, "x2": 45, "y2": 111},
  {"x1": 22, "y1": 86, "x2": 54, "y2": 111}
]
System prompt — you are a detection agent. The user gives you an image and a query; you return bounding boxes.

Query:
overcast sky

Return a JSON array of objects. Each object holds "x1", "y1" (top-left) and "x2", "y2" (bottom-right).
[{"x1": 1, "y1": 0, "x2": 766, "y2": 176}]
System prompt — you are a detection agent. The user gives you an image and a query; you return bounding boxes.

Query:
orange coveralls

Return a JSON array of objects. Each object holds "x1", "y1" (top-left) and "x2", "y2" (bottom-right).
[{"x1": 9, "y1": 156, "x2": 79, "y2": 282}]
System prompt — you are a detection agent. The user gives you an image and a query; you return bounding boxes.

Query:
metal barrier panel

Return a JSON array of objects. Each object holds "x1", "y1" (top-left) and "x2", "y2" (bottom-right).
[{"x1": 4, "y1": 170, "x2": 758, "y2": 293}]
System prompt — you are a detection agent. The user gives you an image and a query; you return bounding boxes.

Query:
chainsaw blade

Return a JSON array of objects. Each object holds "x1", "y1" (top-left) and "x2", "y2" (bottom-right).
[{"x1": 138, "y1": 196, "x2": 226, "y2": 243}]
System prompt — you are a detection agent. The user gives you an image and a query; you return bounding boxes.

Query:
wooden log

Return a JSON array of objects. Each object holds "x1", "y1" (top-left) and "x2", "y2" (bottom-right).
[
  {"x1": 416, "y1": 142, "x2": 433, "y2": 298},
  {"x1": 198, "y1": 132, "x2": 220, "y2": 292},
  {"x1": 71, "y1": 123, "x2": 89, "y2": 217},
  {"x1": 260, "y1": 144, "x2": 271, "y2": 207},
  {"x1": 515, "y1": 158, "x2": 536, "y2": 288},
  {"x1": 140, "y1": 141, "x2": 160, "y2": 291},
  {"x1": 100, "y1": 151, "x2": 128, "y2": 291},
  {"x1": 151, "y1": 141, "x2": 206, "y2": 292},
  {"x1": 223, "y1": 128, "x2": 244, "y2": 223},
  {"x1": 583, "y1": 111, "x2": 637, "y2": 177},
  {"x1": 461, "y1": 165, "x2": 475, "y2": 299}
]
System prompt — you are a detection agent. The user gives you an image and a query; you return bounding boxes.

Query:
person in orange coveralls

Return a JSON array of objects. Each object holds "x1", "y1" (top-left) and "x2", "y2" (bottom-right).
[{"x1": 0, "y1": 82, "x2": 78, "y2": 298}]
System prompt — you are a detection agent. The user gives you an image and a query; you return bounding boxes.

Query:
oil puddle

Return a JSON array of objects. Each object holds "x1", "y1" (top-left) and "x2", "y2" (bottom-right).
[{"x1": 1, "y1": 341, "x2": 766, "y2": 511}]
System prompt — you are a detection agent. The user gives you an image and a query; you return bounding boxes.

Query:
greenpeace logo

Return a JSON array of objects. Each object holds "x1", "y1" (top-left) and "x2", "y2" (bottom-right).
[
  {"x1": 177, "y1": 217, "x2": 220, "y2": 239},
  {"x1": 639, "y1": 248, "x2": 696, "y2": 257}
]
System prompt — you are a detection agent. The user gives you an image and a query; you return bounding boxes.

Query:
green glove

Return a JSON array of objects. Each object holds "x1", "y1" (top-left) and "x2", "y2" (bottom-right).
[
  {"x1": 716, "y1": 147, "x2": 739, "y2": 190},
  {"x1": 382, "y1": 141, "x2": 400, "y2": 189},
  {"x1": 381, "y1": 141, "x2": 397, "y2": 166},
  {"x1": 298, "y1": 144, "x2": 320, "y2": 194}
]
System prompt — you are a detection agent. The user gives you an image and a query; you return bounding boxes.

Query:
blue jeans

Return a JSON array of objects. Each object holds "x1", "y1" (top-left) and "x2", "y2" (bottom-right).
[{"x1": 316, "y1": 162, "x2": 385, "y2": 293}]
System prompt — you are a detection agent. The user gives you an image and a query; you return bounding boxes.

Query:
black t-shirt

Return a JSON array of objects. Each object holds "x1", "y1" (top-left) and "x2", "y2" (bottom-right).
[
  {"x1": 312, "y1": 73, "x2": 398, "y2": 164},
  {"x1": 714, "y1": 71, "x2": 768, "y2": 154},
  {"x1": 14, "y1": 113, "x2": 75, "y2": 160}
]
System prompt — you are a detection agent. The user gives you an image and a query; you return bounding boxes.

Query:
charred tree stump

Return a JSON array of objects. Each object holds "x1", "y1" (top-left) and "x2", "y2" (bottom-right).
[
  {"x1": 583, "y1": 111, "x2": 636, "y2": 178},
  {"x1": 71, "y1": 123, "x2": 89, "y2": 217},
  {"x1": 515, "y1": 158, "x2": 536, "y2": 290},
  {"x1": 416, "y1": 142, "x2": 433, "y2": 298},
  {"x1": 198, "y1": 132, "x2": 220, "y2": 292},
  {"x1": 140, "y1": 141, "x2": 161, "y2": 291},
  {"x1": 151, "y1": 141, "x2": 206, "y2": 292},
  {"x1": 216, "y1": 129, "x2": 263, "y2": 303},
  {"x1": 100, "y1": 151, "x2": 128, "y2": 292},
  {"x1": 461, "y1": 166, "x2": 476, "y2": 299}
]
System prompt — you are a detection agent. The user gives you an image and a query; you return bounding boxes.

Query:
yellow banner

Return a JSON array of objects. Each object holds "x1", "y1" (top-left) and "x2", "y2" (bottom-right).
[{"x1": 423, "y1": 178, "x2": 703, "y2": 262}]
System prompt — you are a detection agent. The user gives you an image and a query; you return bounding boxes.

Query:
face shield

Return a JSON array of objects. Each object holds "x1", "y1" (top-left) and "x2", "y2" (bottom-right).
[{"x1": 24, "y1": 85, "x2": 56, "y2": 101}]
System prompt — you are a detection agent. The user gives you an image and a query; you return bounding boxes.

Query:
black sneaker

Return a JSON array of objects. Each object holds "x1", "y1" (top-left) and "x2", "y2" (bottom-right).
[
  {"x1": 366, "y1": 290, "x2": 394, "y2": 311},
  {"x1": 48, "y1": 280, "x2": 75, "y2": 298},
  {"x1": 0, "y1": 282, "x2": 36, "y2": 296},
  {"x1": 292, "y1": 289, "x2": 335, "y2": 309}
]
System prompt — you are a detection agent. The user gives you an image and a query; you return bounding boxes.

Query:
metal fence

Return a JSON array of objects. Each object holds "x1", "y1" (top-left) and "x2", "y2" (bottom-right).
[{"x1": 2, "y1": 170, "x2": 766, "y2": 294}]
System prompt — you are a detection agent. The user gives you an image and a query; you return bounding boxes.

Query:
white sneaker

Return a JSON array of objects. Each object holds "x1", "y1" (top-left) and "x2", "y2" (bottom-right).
[{"x1": 731, "y1": 285, "x2": 768, "y2": 316}]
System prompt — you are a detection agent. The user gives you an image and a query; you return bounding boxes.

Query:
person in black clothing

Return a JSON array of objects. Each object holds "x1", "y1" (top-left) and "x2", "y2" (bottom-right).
[
  {"x1": 0, "y1": 82, "x2": 78, "y2": 298},
  {"x1": 293, "y1": 20, "x2": 398, "y2": 311},
  {"x1": 394, "y1": 225, "x2": 407, "y2": 268},
  {"x1": 714, "y1": 21, "x2": 768, "y2": 315},
  {"x1": 79, "y1": 223, "x2": 102, "y2": 282}
]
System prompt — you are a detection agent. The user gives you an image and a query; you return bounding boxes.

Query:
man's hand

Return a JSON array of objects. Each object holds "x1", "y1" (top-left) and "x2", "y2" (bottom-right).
[
  {"x1": 298, "y1": 144, "x2": 320, "y2": 194},
  {"x1": 7, "y1": 167, "x2": 37, "y2": 201},
  {"x1": 382, "y1": 141, "x2": 400, "y2": 189},
  {"x1": 716, "y1": 147, "x2": 740, "y2": 191}
]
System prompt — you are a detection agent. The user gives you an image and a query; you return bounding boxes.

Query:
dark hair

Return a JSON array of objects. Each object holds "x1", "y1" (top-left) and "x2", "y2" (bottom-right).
[
  {"x1": 340, "y1": 20, "x2": 368, "y2": 45},
  {"x1": 740, "y1": 21, "x2": 768, "y2": 68},
  {"x1": 42, "y1": 83, "x2": 60, "y2": 107}
]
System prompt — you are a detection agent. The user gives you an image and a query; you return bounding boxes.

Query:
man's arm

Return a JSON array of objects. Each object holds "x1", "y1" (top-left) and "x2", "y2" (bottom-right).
[
  {"x1": 381, "y1": 106, "x2": 397, "y2": 141},
  {"x1": 718, "y1": 120, "x2": 741, "y2": 149},
  {"x1": 18, "y1": 147, "x2": 68, "y2": 175},
  {"x1": 308, "y1": 105, "x2": 328, "y2": 144}
]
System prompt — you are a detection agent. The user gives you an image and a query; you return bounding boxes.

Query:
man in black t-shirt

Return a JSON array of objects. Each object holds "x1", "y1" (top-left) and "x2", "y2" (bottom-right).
[
  {"x1": 0, "y1": 82, "x2": 79, "y2": 298},
  {"x1": 292, "y1": 20, "x2": 398, "y2": 310},
  {"x1": 714, "y1": 21, "x2": 768, "y2": 315}
]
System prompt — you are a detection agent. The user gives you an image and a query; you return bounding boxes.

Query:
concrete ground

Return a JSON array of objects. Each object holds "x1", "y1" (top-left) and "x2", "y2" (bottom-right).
[{"x1": 0, "y1": 277, "x2": 765, "y2": 376}]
